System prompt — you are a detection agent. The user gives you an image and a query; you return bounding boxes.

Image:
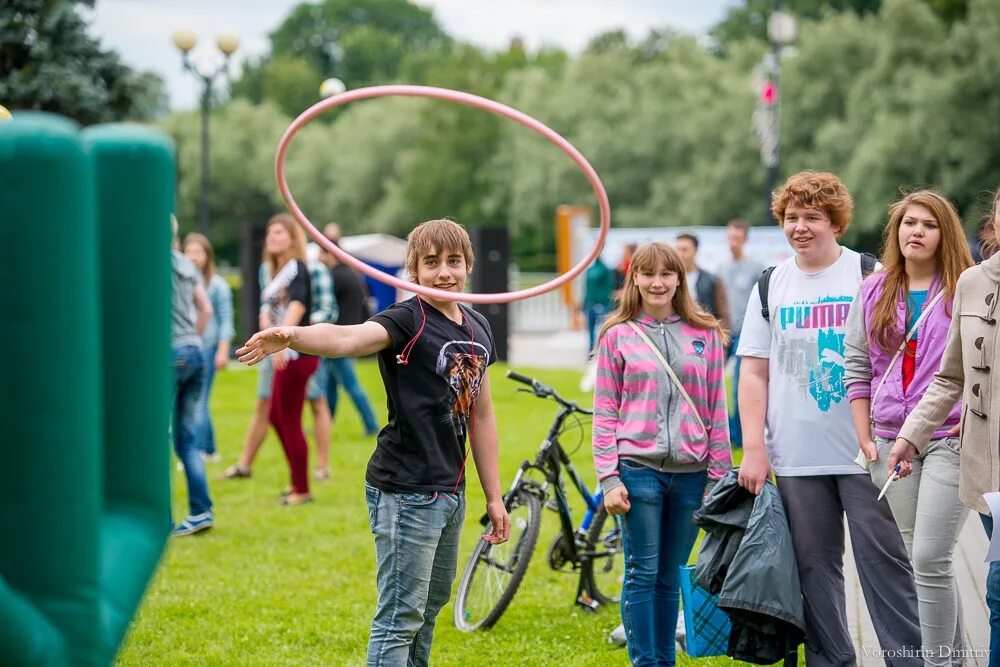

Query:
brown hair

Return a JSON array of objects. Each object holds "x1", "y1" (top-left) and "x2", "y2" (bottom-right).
[
  {"x1": 182, "y1": 232, "x2": 216, "y2": 283},
  {"x1": 404, "y1": 219, "x2": 475, "y2": 280},
  {"x1": 597, "y1": 241, "x2": 728, "y2": 346},
  {"x1": 869, "y1": 190, "x2": 973, "y2": 352},
  {"x1": 262, "y1": 213, "x2": 307, "y2": 278},
  {"x1": 979, "y1": 188, "x2": 1000, "y2": 259},
  {"x1": 771, "y1": 171, "x2": 853, "y2": 235}
]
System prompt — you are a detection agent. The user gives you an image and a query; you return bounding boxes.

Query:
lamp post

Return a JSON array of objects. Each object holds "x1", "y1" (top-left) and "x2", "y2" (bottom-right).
[
  {"x1": 757, "y1": 4, "x2": 797, "y2": 224},
  {"x1": 319, "y1": 77, "x2": 346, "y2": 99},
  {"x1": 171, "y1": 30, "x2": 240, "y2": 235}
]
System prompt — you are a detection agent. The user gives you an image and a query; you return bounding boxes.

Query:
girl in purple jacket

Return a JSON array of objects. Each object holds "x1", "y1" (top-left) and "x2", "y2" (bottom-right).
[
  {"x1": 844, "y1": 190, "x2": 974, "y2": 665},
  {"x1": 593, "y1": 241, "x2": 731, "y2": 667}
]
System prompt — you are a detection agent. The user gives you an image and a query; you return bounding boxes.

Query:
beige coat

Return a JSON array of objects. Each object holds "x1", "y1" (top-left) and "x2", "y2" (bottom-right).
[{"x1": 898, "y1": 252, "x2": 1000, "y2": 515}]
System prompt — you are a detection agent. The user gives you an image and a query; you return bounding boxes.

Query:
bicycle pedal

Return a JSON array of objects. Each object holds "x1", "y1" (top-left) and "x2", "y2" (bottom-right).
[{"x1": 576, "y1": 594, "x2": 600, "y2": 612}]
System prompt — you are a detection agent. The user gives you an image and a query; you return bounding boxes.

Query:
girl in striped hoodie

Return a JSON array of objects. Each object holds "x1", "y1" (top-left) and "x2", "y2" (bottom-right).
[{"x1": 593, "y1": 241, "x2": 732, "y2": 666}]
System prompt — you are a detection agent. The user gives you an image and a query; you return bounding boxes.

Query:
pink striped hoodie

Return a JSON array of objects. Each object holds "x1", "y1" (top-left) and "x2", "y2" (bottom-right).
[{"x1": 592, "y1": 313, "x2": 732, "y2": 493}]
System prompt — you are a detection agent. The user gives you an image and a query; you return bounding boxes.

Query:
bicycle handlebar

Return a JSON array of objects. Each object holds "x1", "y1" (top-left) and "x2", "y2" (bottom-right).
[
  {"x1": 505, "y1": 369, "x2": 593, "y2": 415},
  {"x1": 507, "y1": 370, "x2": 534, "y2": 386}
]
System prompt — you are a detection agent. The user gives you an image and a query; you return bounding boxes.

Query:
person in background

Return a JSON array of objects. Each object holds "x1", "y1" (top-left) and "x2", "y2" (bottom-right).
[
  {"x1": 890, "y1": 186, "x2": 1000, "y2": 660},
  {"x1": 614, "y1": 242, "x2": 638, "y2": 296},
  {"x1": 582, "y1": 255, "x2": 617, "y2": 354},
  {"x1": 224, "y1": 229, "x2": 335, "y2": 483},
  {"x1": 249, "y1": 214, "x2": 316, "y2": 505},
  {"x1": 717, "y1": 220, "x2": 764, "y2": 447},
  {"x1": 183, "y1": 232, "x2": 234, "y2": 462},
  {"x1": 674, "y1": 233, "x2": 730, "y2": 332},
  {"x1": 171, "y1": 216, "x2": 215, "y2": 536},
  {"x1": 316, "y1": 222, "x2": 381, "y2": 437},
  {"x1": 305, "y1": 247, "x2": 337, "y2": 480}
]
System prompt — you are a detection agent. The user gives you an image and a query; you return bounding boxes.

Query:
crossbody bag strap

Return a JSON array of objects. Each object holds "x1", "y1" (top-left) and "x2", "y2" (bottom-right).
[
  {"x1": 625, "y1": 321, "x2": 708, "y2": 437},
  {"x1": 869, "y1": 290, "x2": 946, "y2": 425}
]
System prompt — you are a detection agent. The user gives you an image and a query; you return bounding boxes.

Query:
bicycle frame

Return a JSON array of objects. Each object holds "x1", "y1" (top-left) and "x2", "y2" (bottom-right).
[{"x1": 500, "y1": 404, "x2": 600, "y2": 565}]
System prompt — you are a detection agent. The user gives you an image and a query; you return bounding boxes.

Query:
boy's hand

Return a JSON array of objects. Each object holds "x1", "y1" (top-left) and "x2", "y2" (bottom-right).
[
  {"x1": 737, "y1": 450, "x2": 771, "y2": 496},
  {"x1": 604, "y1": 486, "x2": 630, "y2": 515},
  {"x1": 859, "y1": 439, "x2": 878, "y2": 463},
  {"x1": 236, "y1": 327, "x2": 295, "y2": 366},
  {"x1": 482, "y1": 500, "x2": 510, "y2": 544}
]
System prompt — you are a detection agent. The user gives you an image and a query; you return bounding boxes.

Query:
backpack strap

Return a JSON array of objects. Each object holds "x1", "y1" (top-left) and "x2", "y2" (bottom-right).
[
  {"x1": 757, "y1": 252, "x2": 877, "y2": 323},
  {"x1": 757, "y1": 266, "x2": 777, "y2": 323},
  {"x1": 860, "y1": 252, "x2": 878, "y2": 277}
]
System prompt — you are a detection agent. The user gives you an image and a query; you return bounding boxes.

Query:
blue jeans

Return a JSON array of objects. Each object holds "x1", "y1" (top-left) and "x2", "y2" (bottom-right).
[
  {"x1": 619, "y1": 463, "x2": 707, "y2": 667},
  {"x1": 981, "y1": 513, "x2": 1000, "y2": 666},
  {"x1": 727, "y1": 336, "x2": 742, "y2": 448},
  {"x1": 586, "y1": 303, "x2": 609, "y2": 353},
  {"x1": 173, "y1": 345, "x2": 212, "y2": 516},
  {"x1": 194, "y1": 346, "x2": 217, "y2": 455},
  {"x1": 324, "y1": 356, "x2": 379, "y2": 433},
  {"x1": 365, "y1": 485, "x2": 464, "y2": 667}
]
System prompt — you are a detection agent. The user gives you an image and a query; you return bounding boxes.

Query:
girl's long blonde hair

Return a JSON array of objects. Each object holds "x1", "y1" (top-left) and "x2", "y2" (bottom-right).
[
  {"x1": 182, "y1": 232, "x2": 216, "y2": 284},
  {"x1": 597, "y1": 241, "x2": 728, "y2": 346},
  {"x1": 869, "y1": 190, "x2": 973, "y2": 353},
  {"x1": 262, "y1": 213, "x2": 307, "y2": 279}
]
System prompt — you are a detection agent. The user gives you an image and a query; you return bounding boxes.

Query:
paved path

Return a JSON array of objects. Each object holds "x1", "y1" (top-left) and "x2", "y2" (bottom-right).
[{"x1": 842, "y1": 510, "x2": 990, "y2": 665}]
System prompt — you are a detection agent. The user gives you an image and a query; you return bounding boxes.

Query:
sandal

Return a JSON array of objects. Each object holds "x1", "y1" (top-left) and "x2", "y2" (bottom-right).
[
  {"x1": 279, "y1": 493, "x2": 314, "y2": 506},
  {"x1": 224, "y1": 464, "x2": 252, "y2": 479}
]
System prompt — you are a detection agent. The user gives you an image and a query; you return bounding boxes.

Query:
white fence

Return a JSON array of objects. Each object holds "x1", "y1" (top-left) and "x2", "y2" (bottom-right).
[{"x1": 510, "y1": 272, "x2": 575, "y2": 333}]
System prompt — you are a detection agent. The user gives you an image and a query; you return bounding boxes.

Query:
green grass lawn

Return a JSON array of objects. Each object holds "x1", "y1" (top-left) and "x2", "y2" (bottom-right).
[{"x1": 117, "y1": 361, "x2": 764, "y2": 666}]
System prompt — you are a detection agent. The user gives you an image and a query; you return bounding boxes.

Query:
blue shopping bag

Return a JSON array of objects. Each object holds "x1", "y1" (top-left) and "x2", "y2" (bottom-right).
[{"x1": 679, "y1": 564, "x2": 731, "y2": 657}]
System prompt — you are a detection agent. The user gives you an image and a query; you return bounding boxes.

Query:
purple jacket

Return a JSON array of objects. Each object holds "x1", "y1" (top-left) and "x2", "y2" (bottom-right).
[{"x1": 844, "y1": 272, "x2": 961, "y2": 439}]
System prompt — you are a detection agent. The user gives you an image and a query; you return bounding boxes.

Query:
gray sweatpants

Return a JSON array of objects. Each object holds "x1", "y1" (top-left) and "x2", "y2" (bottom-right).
[
  {"x1": 776, "y1": 474, "x2": 922, "y2": 667},
  {"x1": 872, "y1": 436, "x2": 968, "y2": 666}
]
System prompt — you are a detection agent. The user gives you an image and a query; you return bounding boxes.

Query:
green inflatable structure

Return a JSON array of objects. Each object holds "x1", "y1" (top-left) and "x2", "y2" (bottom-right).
[{"x1": 0, "y1": 113, "x2": 174, "y2": 666}]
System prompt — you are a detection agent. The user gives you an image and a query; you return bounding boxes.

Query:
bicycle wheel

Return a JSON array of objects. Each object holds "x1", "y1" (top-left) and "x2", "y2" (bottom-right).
[
  {"x1": 453, "y1": 487, "x2": 542, "y2": 631},
  {"x1": 582, "y1": 505, "x2": 624, "y2": 605}
]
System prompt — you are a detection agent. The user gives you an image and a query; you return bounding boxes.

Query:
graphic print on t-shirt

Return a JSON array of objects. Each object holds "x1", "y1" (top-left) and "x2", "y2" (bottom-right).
[
  {"x1": 776, "y1": 295, "x2": 853, "y2": 412},
  {"x1": 436, "y1": 340, "x2": 490, "y2": 443}
]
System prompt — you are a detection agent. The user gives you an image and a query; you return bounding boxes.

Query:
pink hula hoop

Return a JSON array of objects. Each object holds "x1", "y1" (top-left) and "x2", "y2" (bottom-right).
[{"x1": 275, "y1": 84, "x2": 611, "y2": 304}]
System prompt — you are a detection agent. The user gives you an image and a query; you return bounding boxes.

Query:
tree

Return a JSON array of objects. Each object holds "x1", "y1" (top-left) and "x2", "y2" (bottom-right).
[
  {"x1": 262, "y1": 0, "x2": 448, "y2": 87},
  {"x1": 0, "y1": 0, "x2": 167, "y2": 124},
  {"x1": 710, "y1": 0, "x2": 964, "y2": 49}
]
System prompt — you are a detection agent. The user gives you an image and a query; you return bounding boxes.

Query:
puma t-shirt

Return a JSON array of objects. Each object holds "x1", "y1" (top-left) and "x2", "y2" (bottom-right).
[{"x1": 367, "y1": 297, "x2": 496, "y2": 493}]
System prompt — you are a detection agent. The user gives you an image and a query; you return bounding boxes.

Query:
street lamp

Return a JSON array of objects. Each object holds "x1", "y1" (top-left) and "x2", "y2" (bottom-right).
[
  {"x1": 172, "y1": 29, "x2": 240, "y2": 235},
  {"x1": 319, "y1": 77, "x2": 346, "y2": 99},
  {"x1": 756, "y1": 4, "x2": 796, "y2": 225}
]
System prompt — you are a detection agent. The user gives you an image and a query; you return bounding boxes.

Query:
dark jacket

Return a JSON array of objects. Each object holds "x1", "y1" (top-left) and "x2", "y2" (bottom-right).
[
  {"x1": 694, "y1": 470, "x2": 804, "y2": 665},
  {"x1": 693, "y1": 269, "x2": 730, "y2": 332}
]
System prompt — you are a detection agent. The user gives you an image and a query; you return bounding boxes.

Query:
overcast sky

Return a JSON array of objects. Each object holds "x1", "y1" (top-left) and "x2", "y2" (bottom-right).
[{"x1": 85, "y1": 0, "x2": 736, "y2": 110}]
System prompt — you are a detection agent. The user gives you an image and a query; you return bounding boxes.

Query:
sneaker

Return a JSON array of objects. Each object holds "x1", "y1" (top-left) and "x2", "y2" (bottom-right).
[
  {"x1": 172, "y1": 513, "x2": 213, "y2": 537},
  {"x1": 314, "y1": 468, "x2": 331, "y2": 481},
  {"x1": 224, "y1": 464, "x2": 251, "y2": 479},
  {"x1": 201, "y1": 452, "x2": 223, "y2": 463}
]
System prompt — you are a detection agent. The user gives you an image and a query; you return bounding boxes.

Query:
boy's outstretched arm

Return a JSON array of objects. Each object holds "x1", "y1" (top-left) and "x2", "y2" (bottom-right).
[
  {"x1": 236, "y1": 322, "x2": 391, "y2": 365},
  {"x1": 470, "y1": 372, "x2": 510, "y2": 545}
]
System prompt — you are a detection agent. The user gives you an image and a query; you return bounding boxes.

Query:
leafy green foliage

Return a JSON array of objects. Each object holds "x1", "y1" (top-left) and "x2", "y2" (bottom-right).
[
  {"x1": 0, "y1": 0, "x2": 166, "y2": 124},
  {"x1": 166, "y1": 0, "x2": 1000, "y2": 267}
]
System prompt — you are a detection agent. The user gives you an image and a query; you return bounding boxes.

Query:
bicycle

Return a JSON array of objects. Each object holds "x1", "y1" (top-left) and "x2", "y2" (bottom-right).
[{"x1": 453, "y1": 370, "x2": 624, "y2": 631}]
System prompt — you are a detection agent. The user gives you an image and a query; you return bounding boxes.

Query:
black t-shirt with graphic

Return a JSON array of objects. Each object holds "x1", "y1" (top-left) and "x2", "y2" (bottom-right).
[{"x1": 367, "y1": 296, "x2": 496, "y2": 493}]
